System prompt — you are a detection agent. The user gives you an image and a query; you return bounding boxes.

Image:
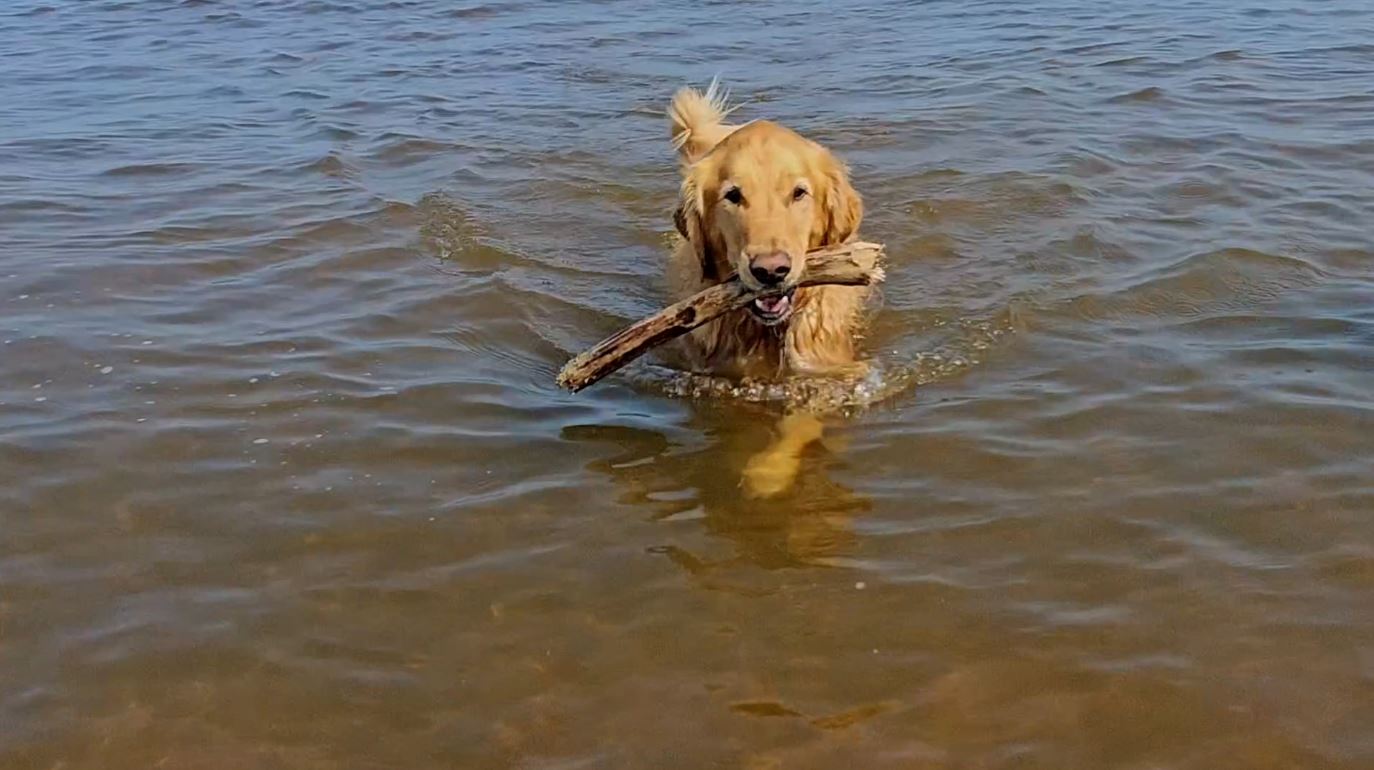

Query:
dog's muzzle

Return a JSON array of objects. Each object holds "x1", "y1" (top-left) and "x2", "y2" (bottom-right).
[{"x1": 748, "y1": 288, "x2": 795, "y2": 325}]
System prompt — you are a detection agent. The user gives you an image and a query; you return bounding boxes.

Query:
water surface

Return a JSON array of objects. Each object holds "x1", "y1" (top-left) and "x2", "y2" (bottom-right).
[{"x1": 2, "y1": 1, "x2": 1373, "y2": 768}]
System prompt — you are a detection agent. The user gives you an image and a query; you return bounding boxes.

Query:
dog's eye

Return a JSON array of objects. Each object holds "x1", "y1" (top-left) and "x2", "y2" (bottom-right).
[
  {"x1": 723, "y1": 187, "x2": 743, "y2": 205},
  {"x1": 792, "y1": 186, "x2": 809, "y2": 201}
]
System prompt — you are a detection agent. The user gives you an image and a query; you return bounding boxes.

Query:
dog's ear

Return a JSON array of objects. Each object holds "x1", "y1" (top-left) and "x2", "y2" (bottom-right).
[
  {"x1": 676, "y1": 180, "x2": 720, "y2": 282},
  {"x1": 673, "y1": 204, "x2": 689, "y2": 239},
  {"x1": 816, "y1": 159, "x2": 864, "y2": 247}
]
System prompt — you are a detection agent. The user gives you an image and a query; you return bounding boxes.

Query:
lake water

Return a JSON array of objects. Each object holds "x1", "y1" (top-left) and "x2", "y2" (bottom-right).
[{"x1": 2, "y1": 1, "x2": 1372, "y2": 768}]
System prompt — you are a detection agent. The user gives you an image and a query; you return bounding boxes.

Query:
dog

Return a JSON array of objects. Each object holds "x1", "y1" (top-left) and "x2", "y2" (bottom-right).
[
  {"x1": 666, "y1": 81, "x2": 872, "y2": 381},
  {"x1": 664, "y1": 81, "x2": 874, "y2": 496}
]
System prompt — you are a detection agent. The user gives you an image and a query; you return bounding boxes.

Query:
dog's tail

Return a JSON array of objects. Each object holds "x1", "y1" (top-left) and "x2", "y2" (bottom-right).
[{"x1": 668, "y1": 77, "x2": 739, "y2": 164}]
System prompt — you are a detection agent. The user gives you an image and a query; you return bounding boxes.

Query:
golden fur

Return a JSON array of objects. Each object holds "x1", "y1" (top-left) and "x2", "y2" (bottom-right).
[
  {"x1": 662, "y1": 82, "x2": 874, "y2": 497},
  {"x1": 665, "y1": 82, "x2": 871, "y2": 381}
]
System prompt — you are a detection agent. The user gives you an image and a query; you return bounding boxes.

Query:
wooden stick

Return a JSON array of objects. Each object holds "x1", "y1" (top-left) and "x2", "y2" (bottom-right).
[{"x1": 556, "y1": 241, "x2": 885, "y2": 392}]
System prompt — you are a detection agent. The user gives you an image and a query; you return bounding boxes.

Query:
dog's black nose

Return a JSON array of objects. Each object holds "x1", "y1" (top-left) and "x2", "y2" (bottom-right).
[{"x1": 748, "y1": 252, "x2": 791, "y2": 286}]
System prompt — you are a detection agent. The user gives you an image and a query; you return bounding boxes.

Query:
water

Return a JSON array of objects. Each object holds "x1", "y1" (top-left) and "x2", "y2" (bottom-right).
[{"x1": 2, "y1": 1, "x2": 1373, "y2": 767}]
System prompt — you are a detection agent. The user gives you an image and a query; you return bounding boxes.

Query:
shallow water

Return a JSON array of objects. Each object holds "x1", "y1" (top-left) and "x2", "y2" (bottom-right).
[{"x1": 2, "y1": 1, "x2": 1373, "y2": 767}]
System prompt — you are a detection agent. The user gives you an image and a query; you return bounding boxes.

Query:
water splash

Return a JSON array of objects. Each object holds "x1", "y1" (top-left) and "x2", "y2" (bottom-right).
[{"x1": 627, "y1": 313, "x2": 1016, "y2": 414}]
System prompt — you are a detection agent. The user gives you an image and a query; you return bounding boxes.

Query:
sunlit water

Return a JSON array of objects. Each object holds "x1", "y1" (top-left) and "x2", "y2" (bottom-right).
[{"x1": 2, "y1": 1, "x2": 1372, "y2": 768}]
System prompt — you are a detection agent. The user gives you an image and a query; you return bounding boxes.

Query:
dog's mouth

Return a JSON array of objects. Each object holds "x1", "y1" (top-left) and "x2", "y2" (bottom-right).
[{"x1": 748, "y1": 289, "x2": 795, "y2": 325}]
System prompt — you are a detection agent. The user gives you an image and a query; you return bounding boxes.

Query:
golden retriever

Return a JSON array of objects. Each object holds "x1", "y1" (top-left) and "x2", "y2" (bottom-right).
[
  {"x1": 666, "y1": 81, "x2": 871, "y2": 381},
  {"x1": 664, "y1": 81, "x2": 874, "y2": 495}
]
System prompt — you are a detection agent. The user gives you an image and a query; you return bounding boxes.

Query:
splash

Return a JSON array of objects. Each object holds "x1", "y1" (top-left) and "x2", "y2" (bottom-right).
[{"x1": 628, "y1": 313, "x2": 1016, "y2": 414}]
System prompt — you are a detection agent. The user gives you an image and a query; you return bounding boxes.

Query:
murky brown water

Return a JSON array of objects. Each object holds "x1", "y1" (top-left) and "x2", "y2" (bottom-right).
[{"x1": 3, "y1": 1, "x2": 1373, "y2": 768}]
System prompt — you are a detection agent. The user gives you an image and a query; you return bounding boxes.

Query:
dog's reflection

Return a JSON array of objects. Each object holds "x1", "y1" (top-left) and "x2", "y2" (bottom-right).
[{"x1": 563, "y1": 409, "x2": 870, "y2": 570}]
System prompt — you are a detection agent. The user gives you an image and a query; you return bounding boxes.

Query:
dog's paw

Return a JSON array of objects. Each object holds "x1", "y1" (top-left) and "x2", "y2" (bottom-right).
[
  {"x1": 742, "y1": 449, "x2": 800, "y2": 498},
  {"x1": 741, "y1": 413, "x2": 824, "y2": 498}
]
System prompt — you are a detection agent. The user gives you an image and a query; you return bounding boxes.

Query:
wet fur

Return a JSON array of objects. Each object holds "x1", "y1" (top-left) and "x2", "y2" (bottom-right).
[{"x1": 666, "y1": 82, "x2": 870, "y2": 381}]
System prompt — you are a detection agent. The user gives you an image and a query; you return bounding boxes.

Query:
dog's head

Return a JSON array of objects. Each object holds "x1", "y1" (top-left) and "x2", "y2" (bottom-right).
[{"x1": 675, "y1": 121, "x2": 862, "y2": 326}]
